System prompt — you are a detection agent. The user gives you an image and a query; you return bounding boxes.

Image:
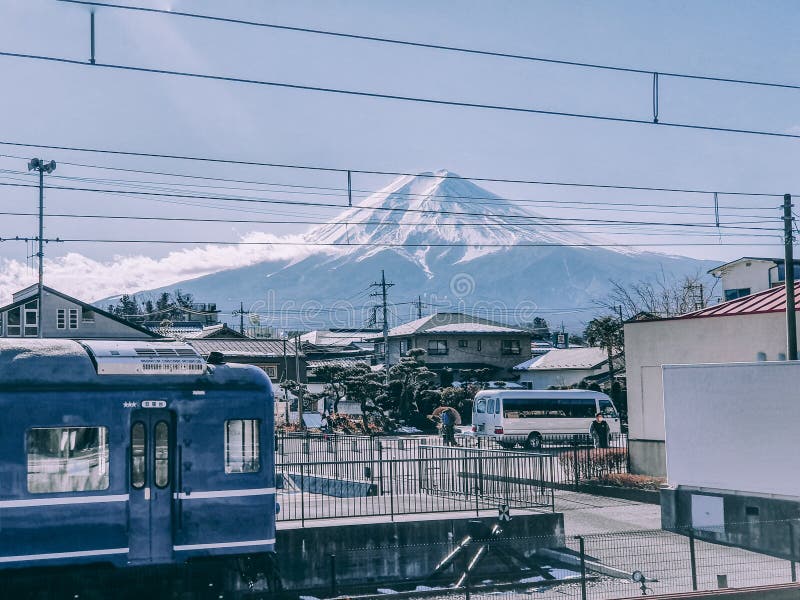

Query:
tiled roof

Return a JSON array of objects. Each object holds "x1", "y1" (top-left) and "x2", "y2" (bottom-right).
[
  {"x1": 425, "y1": 323, "x2": 527, "y2": 334},
  {"x1": 677, "y1": 282, "x2": 800, "y2": 319},
  {"x1": 188, "y1": 339, "x2": 301, "y2": 357},
  {"x1": 307, "y1": 357, "x2": 373, "y2": 369},
  {"x1": 301, "y1": 329, "x2": 381, "y2": 347},
  {"x1": 384, "y1": 313, "x2": 529, "y2": 338},
  {"x1": 514, "y1": 347, "x2": 608, "y2": 371}
]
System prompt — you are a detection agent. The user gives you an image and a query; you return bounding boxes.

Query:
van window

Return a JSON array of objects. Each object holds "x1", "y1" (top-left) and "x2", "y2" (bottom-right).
[
  {"x1": 487, "y1": 398, "x2": 494, "y2": 414},
  {"x1": 599, "y1": 399, "x2": 618, "y2": 418},
  {"x1": 475, "y1": 399, "x2": 486, "y2": 414},
  {"x1": 503, "y1": 397, "x2": 564, "y2": 418},
  {"x1": 560, "y1": 398, "x2": 597, "y2": 418},
  {"x1": 502, "y1": 397, "x2": 597, "y2": 419},
  {"x1": 495, "y1": 399, "x2": 501, "y2": 414}
]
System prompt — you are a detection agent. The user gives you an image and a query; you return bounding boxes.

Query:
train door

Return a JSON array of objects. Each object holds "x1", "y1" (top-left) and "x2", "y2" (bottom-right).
[{"x1": 128, "y1": 408, "x2": 176, "y2": 564}]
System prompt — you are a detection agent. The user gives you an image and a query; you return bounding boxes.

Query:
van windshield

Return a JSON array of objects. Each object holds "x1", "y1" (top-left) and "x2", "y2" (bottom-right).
[
  {"x1": 599, "y1": 399, "x2": 618, "y2": 418},
  {"x1": 503, "y1": 397, "x2": 596, "y2": 419}
]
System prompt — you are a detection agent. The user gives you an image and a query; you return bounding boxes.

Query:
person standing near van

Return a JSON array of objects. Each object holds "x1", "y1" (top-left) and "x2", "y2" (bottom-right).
[
  {"x1": 590, "y1": 413, "x2": 610, "y2": 449},
  {"x1": 441, "y1": 408, "x2": 456, "y2": 446}
]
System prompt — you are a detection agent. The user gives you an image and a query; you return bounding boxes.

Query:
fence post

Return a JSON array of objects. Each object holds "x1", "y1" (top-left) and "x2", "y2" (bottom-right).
[
  {"x1": 465, "y1": 564, "x2": 471, "y2": 600},
  {"x1": 389, "y1": 458, "x2": 395, "y2": 522},
  {"x1": 573, "y1": 440, "x2": 580, "y2": 492},
  {"x1": 329, "y1": 553, "x2": 337, "y2": 596},
  {"x1": 378, "y1": 439, "x2": 385, "y2": 495},
  {"x1": 549, "y1": 454, "x2": 556, "y2": 512},
  {"x1": 789, "y1": 521, "x2": 797, "y2": 582},
  {"x1": 300, "y1": 462, "x2": 306, "y2": 528},
  {"x1": 474, "y1": 453, "x2": 480, "y2": 517},
  {"x1": 624, "y1": 433, "x2": 631, "y2": 473},
  {"x1": 578, "y1": 535, "x2": 587, "y2": 600},
  {"x1": 689, "y1": 528, "x2": 698, "y2": 591}
]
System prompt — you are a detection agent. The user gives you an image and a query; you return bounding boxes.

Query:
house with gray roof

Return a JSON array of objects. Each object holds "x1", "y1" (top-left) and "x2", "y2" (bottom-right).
[
  {"x1": 513, "y1": 346, "x2": 621, "y2": 389},
  {"x1": 187, "y1": 338, "x2": 306, "y2": 382},
  {"x1": 375, "y1": 312, "x2": 532, "y2": 380},
  {"x1": 0, "y1": 285, "x2": 159, "y2": 340}
]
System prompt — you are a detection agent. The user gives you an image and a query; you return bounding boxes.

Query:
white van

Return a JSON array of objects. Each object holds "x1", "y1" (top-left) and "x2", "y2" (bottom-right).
[{"x1": 470, "y1": 389, "x2": 621, "y2": 449}]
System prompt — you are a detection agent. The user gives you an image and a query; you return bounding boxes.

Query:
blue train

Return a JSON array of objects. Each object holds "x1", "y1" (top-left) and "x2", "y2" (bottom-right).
[{"x1": 0, "y1": 339, "x2": 278, "y2": 592}]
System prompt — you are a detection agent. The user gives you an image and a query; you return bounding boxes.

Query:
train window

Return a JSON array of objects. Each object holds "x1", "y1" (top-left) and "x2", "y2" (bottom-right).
[
  {"x1": 27, "y1": 427, "x2": 109, "y2": 493},
  {"x1": 131, "y1": 422, "x2": 146, "y2": 489},
  {"x1": 154, "y1": 421, "x2": 170, "y2": 488},
  {"x1": 225, "y1": 419, "x2": 260, "y2": 474}
]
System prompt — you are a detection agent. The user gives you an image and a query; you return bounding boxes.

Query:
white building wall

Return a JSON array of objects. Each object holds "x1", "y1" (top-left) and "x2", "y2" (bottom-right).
[
  {"x1": 625, "y1": 312, "x2": 796, "y2": 475},
  {"x1": 716, "y1": 260, "x2": 774, "y2": 297},
  {"x1": 663, "y1": 362, "x2": 800, "y2": 498}
]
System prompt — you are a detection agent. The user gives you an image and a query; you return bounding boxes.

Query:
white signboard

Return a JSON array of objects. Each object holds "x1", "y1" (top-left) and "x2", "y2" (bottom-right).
[{"x1": 663, "y1": 361, "x2": 800, "y2": 499}]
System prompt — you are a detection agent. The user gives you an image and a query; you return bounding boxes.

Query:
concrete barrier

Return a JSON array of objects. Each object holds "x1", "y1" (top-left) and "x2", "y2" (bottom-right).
[{"x1": 276, "y1": 512, "x2": 565, "y2": 590}]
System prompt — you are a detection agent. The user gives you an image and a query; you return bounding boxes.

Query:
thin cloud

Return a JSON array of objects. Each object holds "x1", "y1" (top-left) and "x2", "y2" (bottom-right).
[{"x1": 0, "y1": 232, "x2": 317, "y2": 305}]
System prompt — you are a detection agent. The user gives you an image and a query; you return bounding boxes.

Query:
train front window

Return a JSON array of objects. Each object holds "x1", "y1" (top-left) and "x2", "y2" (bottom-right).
[
  {"x1": 27, "y1": 427, "x2": 109, "y2": 493},
  {"x1": 131, "y1": 422, "x2": 146, "y2": 489},
  {"x1": 154, "y1": 421, "x2": 170, "y2": 488},
  {"x1": 225, "y1": 419, "x2": 260, "y2": 474}
]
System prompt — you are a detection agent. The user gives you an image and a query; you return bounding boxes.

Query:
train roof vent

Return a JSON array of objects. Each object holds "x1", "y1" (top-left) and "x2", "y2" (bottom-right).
[{"x1": 80, "y1": 341, "x2": 206, "y2": 375}]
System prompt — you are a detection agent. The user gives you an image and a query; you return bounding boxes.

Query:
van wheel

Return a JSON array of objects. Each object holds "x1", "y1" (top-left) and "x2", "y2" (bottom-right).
[
  {"x1": 525, "y1": 433, "x2": 543, "y2": 450},
  {"x1": 498, "y1": 441, "x2": 515, "y2": 449}
]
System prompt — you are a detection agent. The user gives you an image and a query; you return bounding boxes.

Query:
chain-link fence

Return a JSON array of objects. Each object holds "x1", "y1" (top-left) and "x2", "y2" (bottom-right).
[{"x1": 281, "y1": 522, "x2": 800, "y2": 600}]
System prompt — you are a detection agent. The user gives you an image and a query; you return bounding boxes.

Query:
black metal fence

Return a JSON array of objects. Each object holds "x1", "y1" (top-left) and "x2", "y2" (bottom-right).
[{"x1": 274, "y1": 433, "x2": 631, "y2": 525}]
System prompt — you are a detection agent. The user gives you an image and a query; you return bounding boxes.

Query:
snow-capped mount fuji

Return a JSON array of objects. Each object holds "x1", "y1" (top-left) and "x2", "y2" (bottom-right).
[
  {"x1": 307, "y1": 169, "x2": 606, "y2": 269},
  {"x1": 131, "y1": 170, "x2": 718, "y2": 331}
]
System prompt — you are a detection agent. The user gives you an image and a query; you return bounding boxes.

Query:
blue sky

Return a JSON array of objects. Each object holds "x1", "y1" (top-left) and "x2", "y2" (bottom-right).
[{"x1": 0, "y1": 0, "x2": 799, "y2": 301}]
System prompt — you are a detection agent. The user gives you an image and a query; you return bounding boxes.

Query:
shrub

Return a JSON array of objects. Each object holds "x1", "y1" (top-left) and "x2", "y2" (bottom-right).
[
  {"x1": 590, "y1": 473, "x2": 666, "y2": 490},
  {"x1": 558, "y1": 447, "x2": 628, "y2": 479}
]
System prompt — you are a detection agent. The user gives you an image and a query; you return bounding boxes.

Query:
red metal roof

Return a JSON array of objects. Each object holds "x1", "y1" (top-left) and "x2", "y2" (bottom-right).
[{"x1": 678, "y1": 283, "x2": 800, "y2": 320}]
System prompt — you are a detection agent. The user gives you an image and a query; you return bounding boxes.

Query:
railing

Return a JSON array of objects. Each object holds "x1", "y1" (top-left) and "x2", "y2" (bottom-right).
[
  {"x1": 275, "y1": 441, "x2": 556, "y2": 525},
  {"x1": 274, "y1": 432, "x2": 629, "y2": 525}
]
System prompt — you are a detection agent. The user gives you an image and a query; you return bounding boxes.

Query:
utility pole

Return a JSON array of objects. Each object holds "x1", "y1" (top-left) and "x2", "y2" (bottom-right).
[
  {"x1": 784, "y1": 194, "x2": 797, "y2": 360},
  {"x1": 370, "y1": 270, "x2": 394, "y2": 381},
  {"x1": 416, "y1": 295, "x2": 423, "y2": 319},
  {"x1": 283, "y1": 338, "x2": 290, "y2": 425},
  {"x1": 232, "y1": 301, "x2": 246, "y2": 335},
  {"x1": 27, "y1": 158, "x2": 56, "y2": 339},
  {"x1": 295, "y1": 333, "x2": 304, "y2": 427}
]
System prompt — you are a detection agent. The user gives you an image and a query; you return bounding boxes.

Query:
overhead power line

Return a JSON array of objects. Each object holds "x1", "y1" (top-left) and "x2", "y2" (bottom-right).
[
  {"x1": 0, "y1": 140, "x2": 790, "y2": 198},
  {"x1": 0, "y1": 210, "x2": 779, "y2": 235},
  {"x1": 0, "y1": 181, "x2": 779, "y2": 230},
  {"x1": 2, "y1": 51, "x2": 800, "y2": 142},
  {"x1": 57, "y1": 0, "x2": 800, "y2": 92},
  {"x1": 0, "y1": 165, "x2": 780, "y2": 215},
  {"x1": 0, "y1": 237, "x2": 785, "y2": 248}
]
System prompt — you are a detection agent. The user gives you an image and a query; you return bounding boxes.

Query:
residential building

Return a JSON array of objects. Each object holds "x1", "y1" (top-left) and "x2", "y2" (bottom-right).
[
  {"x1": 624, "y1": 282, "x2": 800, "y2": 476},
  {"x1": 0, "y1": 285, "x2": 158, "y2": 340},
  {"x1": 187, "y1": 338, "x2": 306, "y2": 382},
  {"x1": 709, "y1": 256, "x2": 800, "y2": 301},
  {"x1": 375, "y1": 313, "x2": 532, "y2": 379},
  {"x1": 513, "y1": 347, "x2": 620, "y2": 389}
]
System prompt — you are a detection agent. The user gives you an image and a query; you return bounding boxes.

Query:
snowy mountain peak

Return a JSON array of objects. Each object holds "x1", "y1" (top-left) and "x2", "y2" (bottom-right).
[{"x1": 305, "y1": 170, "x2": 607, "y2": 268}]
